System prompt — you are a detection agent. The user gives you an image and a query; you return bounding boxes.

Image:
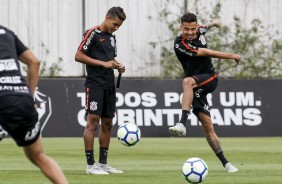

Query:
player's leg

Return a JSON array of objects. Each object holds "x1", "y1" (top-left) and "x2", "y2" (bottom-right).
[
  {"x1": 84, "y1": 114, "x2": 108, "y2": 175},
  {"x1": 84, "y1": 87, "x2": 108, "y2": 174},
  {"x1": 170, "y1": 73, "x2": 217, "y2": 136},
  {"x1": 198, "y1": 112, "x2": 238, "y2": 173},
  {"x1": 84, "y1": 113, "x2": 100, "y2": 161},
  {"x1": 99, "y1": 117, "x2": 112, "y2": 150},
  {"x1": 23, "y1": 138, "x2": 68, "y2": 184},
  {"x1": 181, "y1": 77, "x2": 197, "y2": 112},
  {"x1": 98, "y1": 87, "x2": 123, "y2": 174},
  {"x1": 169, "y1": 77, "x2": 197, "y2": 136},
  {"x1": 0, "y1": 95, "x2": 69, "y2": 183},
  {"x1": 99, "y1": 117, "x2": 112, "y2": 165},
  {"x1": 98, "y1": 117, "x2": 123, "y2": 174}
]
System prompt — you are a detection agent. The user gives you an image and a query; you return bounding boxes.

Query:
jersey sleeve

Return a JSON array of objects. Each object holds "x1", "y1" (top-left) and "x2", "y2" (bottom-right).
[
  {"x1": 174, "y1": 37, "x2": 198, "y2": 57},
  {"x1": 14, "y1": 34, "x2": 28, "y2": 56},
  {"x1": 78, "y1": 27, "x2": 96, "y2": 53}
]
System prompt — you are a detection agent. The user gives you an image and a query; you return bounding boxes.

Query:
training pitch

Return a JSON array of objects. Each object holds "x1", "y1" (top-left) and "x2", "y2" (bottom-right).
[{"x1": 0, "y1": 137, "x2": 281, "y2": 184}]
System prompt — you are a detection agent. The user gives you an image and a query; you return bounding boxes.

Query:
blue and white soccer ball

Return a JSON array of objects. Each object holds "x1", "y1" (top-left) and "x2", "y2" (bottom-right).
[
  {"x1": 182, "y1": 157, "x2": 208, "y2": 183},
  {"x1": 117, "y1": 123, "x2": 141, "y2": 147}
]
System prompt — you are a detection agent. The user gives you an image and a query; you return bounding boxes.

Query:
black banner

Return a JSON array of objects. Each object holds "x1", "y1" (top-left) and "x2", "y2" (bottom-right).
[{"x1": 37, "y1": 78, "x2": 282, "y2": 137}]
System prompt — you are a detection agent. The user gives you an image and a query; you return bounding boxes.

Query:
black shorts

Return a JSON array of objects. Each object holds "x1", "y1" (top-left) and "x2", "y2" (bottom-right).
[
  {"x1": 191, "y1": 73, "x2": 218, "y2": 118},
  {"x1": 0, "y1": 95, "x2": 40, "y2": 146},
  {"x1": 85, "y1": 86, "x2": 116, "y2": 118}
]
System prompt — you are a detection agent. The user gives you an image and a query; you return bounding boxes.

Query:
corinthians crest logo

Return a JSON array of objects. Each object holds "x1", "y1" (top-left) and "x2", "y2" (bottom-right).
[{"x1": 34, "y1": 88, "x2": 52, "y2": 132}]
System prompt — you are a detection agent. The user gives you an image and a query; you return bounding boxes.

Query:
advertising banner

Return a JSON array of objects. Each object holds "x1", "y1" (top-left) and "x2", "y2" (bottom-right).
[{"x1": 37, "y1": 78, "x2": 282, "y2": 137}]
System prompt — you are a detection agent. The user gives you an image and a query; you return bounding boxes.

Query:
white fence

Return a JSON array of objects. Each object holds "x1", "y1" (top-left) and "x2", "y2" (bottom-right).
[{"x1": 1, "y1": 0, "x2": 281, "y2": 77}]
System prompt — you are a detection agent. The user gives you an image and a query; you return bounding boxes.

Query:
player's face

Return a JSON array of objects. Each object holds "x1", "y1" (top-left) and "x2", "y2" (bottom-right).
[
  {"x1": 181, "y1": 21, "x2": 198, "y2": 40},
  {"x1": 105, "y1": 16, "x2": 123, "y2": 34}
]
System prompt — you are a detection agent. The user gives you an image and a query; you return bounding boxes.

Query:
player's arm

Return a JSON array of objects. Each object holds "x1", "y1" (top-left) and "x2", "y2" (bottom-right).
[
  {"x1": 14, "y1": 34, "x2": 40, "y2": 96},
  {"x1": 75, "y1": 50, "x2": 118, "y2": 68},
  {"x1": 19, "y1": 50, "x2": 40, "y2": 96},
  {"x1": 197, "y1": 48, "x2": 241, "y2": 64},
  {"x1": 75, "y1": 28, "x2": 119, "y2": 69},
  {"x1": 175, "y1": 39, "x2": 240, "y2": 64},
  {"x1": 202, "y1": 19, "x2": 221, "y2": 30}
]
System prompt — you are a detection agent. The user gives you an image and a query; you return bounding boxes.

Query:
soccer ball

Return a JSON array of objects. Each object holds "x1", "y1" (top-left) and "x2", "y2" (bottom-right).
[
  {"x1": 117, "y1": 123, "x2": 141, "y2": 147},
  {"x1": 182, "y1": 157, "x2": 208, "y2": 183}
]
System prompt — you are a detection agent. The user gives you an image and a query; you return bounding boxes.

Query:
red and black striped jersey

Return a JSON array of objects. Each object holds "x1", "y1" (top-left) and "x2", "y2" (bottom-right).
[
  {"x1": 174, "y1": 26, "x2": 215, "y2": 77},
  {"x1": 78, "y1": 26, "x2": 117, "y2": 88}
]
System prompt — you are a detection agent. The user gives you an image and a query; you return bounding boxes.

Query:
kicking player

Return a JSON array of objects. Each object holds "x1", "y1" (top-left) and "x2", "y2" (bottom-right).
[
  {"x1": 0, "y1": 25, "x2": 68, "y2": 184},
  {"x1": 168, "y1": 12, "x2": 240, "y2": 173},
  {"x1": 75, "y1": 7, "x2": 126, "y2": 174}
]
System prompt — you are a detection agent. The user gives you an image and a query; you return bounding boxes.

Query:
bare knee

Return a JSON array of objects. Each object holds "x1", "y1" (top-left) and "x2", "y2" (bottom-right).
[
  {"x1": 101, "y1": 118, "x2": 113, "y2": 132},
  {"x1": 24, "y1": 139, "x2": 44, "y2": 166},
  {"x1": 182, "y1": 78, "x2": 195, "y2": 89},
  {"x1": 27, "y1": 151, "x2": 44, "y2": 166},
  {"x1": 86, "y1": 114, "x2": 100, "y2": 131}
]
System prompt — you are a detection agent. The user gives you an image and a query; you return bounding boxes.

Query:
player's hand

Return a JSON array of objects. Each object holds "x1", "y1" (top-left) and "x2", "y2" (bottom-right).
[
  {"x1": 117, "y1": 63, "x2": 125, "y2": 73},
  {"x1": 213, "y1": 20, "x2": 221, "y2": 27},
  {"x1": 234, "y1": 54, "x2": 241, "y2": 65},
  {"x1": 105, "y1": 60, "x2": 119, "y2": 69}
]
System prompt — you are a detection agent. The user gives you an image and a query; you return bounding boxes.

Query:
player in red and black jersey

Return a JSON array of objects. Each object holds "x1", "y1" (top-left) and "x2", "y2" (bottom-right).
[
  {"x1": 169, "y1": 13, "x2": 240, "y2": 173},
  {"x1": 75, "y1": 7, "x2": 126, "y2": 175},
  {"x1": 0, "y1": 25, "x2": 68, "y2": 184}
]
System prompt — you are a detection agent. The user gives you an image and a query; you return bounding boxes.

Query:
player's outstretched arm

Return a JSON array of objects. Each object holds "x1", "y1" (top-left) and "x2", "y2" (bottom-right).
[{"x1": 197, "y1": 48, "x2": 241, "y2": 65}]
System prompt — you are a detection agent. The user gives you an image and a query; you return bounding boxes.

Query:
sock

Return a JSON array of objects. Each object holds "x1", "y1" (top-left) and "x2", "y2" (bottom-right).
[
  {"x1": 216, "y1": 151, "x2": 229, "y2": 167},
  {"x1": 85, "y1": 150, "x2": 95, "y2": 165},
  {"x1": 99, "y1": 147, "x2": 109, "y2": 164},
  {"x1": 179, "y1": 110, "x2": 190, "y2": 125}
]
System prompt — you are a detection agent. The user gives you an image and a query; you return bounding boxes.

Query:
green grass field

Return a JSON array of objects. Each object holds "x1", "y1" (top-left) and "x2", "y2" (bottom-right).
[{"x1": 0, "y1": 137, "x2": 282, "y2": 184}]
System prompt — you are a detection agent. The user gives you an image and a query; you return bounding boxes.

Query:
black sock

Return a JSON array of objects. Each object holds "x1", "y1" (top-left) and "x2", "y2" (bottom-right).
[
  {"x1": 179, "y1": 110, "x2": 190, "y2": 126},
  {"x1": 216, "y1": 151, "x2": 229, "y2": 167},
  {"x1": 85, "y1": 150, "x2": 95, "y2": 165},
  {"x1": 99, "y1": 147, "x2": 109, "y2": 164}
]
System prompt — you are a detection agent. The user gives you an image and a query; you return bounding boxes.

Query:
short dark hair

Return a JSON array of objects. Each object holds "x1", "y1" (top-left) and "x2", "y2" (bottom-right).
[
  {"x1": 181, "y1": 12, "x2": 197, "y2": 24},
  {"x1": 106, "y1": 7, "x2": 126, "y2": 21}
]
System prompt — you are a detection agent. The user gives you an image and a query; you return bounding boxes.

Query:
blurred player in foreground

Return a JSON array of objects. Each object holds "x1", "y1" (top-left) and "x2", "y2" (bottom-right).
[
  {"x1": 0, "y1": 25, "x2": 68, "y2": 184},
  {"x1": 168, "y1": 12, "x2": 240, "y2": 173},
  {"x1": 75, "y1": 7, "x2": 126, "y2": 174}
]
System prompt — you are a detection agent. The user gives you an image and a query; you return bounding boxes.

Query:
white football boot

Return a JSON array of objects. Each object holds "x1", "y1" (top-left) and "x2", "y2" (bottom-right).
[
  {"x1": 99, "y1": 164, "x2": 123, "y2": 174},
  {"x1": 169, "y1": 123, "x2": 186, "y2": 136},
  {"x1": 86, "y1": 164, "x2": 109, "y2": 175},
  {"x1": 225, "y1": 163, "x2": 238, "y2": 173}
]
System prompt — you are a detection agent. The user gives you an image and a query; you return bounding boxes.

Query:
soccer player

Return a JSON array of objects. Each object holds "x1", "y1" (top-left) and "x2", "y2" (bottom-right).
[
  {"x1": 75, "y1": 7, "x2": 126, "y2": 174},
  {"x1": 0, "y1": 25, "x2": 68, "y2": 184},
  {"x1": 168, "y1": 12, "x2": 240, "y2": 173}
]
